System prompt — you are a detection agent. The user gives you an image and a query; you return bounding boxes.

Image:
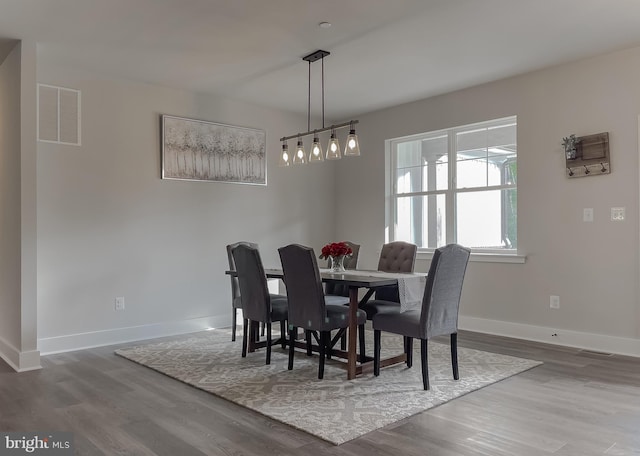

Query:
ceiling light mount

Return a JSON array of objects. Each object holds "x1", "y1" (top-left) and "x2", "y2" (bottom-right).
[
  {"x1": 279, "y1": 50, "x2": 360, "y2": 167},
  {"x1": 302, "y1": 49, "x2": 330, "y2": 63}
]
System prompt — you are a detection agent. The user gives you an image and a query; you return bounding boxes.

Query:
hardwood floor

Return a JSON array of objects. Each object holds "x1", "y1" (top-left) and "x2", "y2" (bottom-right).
[{"x1": 1, "y1": 330, "x2": 640, "y2": 455}]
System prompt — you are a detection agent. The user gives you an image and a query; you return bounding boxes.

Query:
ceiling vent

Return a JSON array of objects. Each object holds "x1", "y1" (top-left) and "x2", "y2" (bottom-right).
[{"x1": 37, "y1": 83, "x2": 81, "y2": 146}]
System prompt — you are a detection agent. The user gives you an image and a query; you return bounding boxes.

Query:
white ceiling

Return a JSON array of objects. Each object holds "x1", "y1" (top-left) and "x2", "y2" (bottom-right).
[{"x1": 2, "y1": 0, "x2": 640, "y2": 119}]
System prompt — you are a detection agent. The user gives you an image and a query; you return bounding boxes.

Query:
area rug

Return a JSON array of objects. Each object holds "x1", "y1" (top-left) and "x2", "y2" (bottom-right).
[{"x1": 115, "y1": 329, "x2": 541, "y2": 445}]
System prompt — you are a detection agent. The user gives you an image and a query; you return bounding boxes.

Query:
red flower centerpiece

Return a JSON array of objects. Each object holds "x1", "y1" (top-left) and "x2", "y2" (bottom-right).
[{"x1": 319, "y1": 241, "x2": 353, "y2": 272}]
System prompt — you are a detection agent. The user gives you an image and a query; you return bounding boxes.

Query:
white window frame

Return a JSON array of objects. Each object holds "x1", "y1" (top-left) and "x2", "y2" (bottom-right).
[{"x1": 385, "y1": 116, "x2": 524, "y2": 263}]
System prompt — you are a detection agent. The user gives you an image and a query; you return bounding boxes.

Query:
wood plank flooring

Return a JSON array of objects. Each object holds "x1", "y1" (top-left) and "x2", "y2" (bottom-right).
[{"x1": 1, "y1": 330, "x2": 640, "y2": 455}]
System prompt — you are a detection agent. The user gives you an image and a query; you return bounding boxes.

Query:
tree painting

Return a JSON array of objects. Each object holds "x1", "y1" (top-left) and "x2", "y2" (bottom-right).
[{"x1": 162, "y1": 115, "x2": 266, "y2": 185}]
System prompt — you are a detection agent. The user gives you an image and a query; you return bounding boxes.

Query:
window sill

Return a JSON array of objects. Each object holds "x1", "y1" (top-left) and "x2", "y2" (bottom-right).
[{"x1": 417, "y1": 250, "x2": 526, "y2": 264}]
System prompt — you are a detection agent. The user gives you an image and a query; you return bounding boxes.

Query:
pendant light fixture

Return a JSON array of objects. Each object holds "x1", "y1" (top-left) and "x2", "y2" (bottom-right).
[
  {"x1": 279, "y1": 140, "x2": 290, "y2": 166},
  {"x1": 279, "y1": 50, "x2": 360, "y2": 166},
  {"x1": 293, "y1": 135, "x2": 306, "y2": 165},
  {"x1": 326, "y1": 127, "x2": 341, "y2": 160},
  {"x1": 309, "y1": 130, "x2": 324, "y2": 162},
  {"x1": 344, "y1": 120, "x2": 360, "y2": 156}
]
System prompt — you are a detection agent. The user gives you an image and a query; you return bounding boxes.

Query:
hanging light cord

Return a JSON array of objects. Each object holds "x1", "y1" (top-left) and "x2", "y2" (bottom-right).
[
  {"x1": 321, "y1": 55, "x2": 325, "y2": 129},
  {"x1": 307, "y1": 60, "x2": 311, "y2": 133}
]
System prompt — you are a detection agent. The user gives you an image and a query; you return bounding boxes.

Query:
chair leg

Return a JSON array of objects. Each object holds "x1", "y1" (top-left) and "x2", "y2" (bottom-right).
[
  {"x1": 373, "y1": 329, "x2": 381, "y2": 376},
  {"x1": 241, "y1": 318, "x2": 249, "y2": 358},
  {"x1": 261, "y1": 322, "x2": 265, "y2": 337},
  {"x1": 340, "y1": 331, "x2": 347, "y2": 350},
  {"x1": 406, "y1": 337, "x2": 413, "y2": 368},
  {"x1": 280, "y1": 320, "x2": 287, "y2": 349},
  {"x1": 266, "y1": 322, "x2": 272, "y2": 365},
  {"x1": 421, "y1": 339, "x2": 429, "y2": 390},
  {"x1": 306, "y1": 330, "x2": 313, "y2": 356},
  {"x1": 451, "y1": 333, "x2": 459, "y2": 380},
  {"x1": 288, "y1": 326, "x2": 296, "y2": 370},
  {"x1": 358, "y1": 324, "x2": 366, "y2": 361},
  {"x1": 232, "y1": 308, "x2": 237, "y2": 342},
  {"x1": 318, "y1": 331, "x2": 327, "y2": 379}
]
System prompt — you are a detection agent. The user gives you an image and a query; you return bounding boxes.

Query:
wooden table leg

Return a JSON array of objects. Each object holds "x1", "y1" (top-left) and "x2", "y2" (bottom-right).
[
  {"x1": 347, "y1": 286, "x2": 358, "y2": 380},
  {"x1": 248, "y1": 320, "x2": 259, "y2": 353}
]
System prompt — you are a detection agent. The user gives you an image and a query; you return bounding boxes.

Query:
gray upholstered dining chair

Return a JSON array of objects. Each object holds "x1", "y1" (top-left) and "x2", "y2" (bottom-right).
[
  {"x1": 359, "y1": 241, "x2": 418, "y2": 320},
  {"x1": 232, "y1": 244, "x2": 288, "y2": 364},
  {"x1": 373, "y1": 244, "x2": 471, "y2": 390},
  {"x1": 324, "y1": 241, "x2": 360, "y2": 306},
  {"x1": 226, "y1": 241, "x2": 257, "y2": 341},
  {"x1": 278, "y1": 244, "x2": 367, "y2": 379}
]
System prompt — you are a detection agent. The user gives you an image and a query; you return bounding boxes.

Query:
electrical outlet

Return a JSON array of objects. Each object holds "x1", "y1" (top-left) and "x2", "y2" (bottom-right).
[
  {"x1": 550, "y1": 295, "x2": 560, "y2": 309},
  {"x1": 611, "y1": 207, "x2": 625, "y2": 221},
  {"x1": 583, "y1": 208, "x2": 593, "y2": 222},
  {"x1": 115, "y1": 296, "x2": 125, "y2": 310}
]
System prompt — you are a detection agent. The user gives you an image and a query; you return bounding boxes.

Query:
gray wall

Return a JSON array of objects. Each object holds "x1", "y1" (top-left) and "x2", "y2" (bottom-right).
[
  {"x1": 36, "y1": 64, "x2": 338, "y2": 353},
  {"x1": 336, "y1": 45, "x2": 640, "y2": 354},
  {"x1": 7, "y1": 41, "x2": 640, "y2": 360}
]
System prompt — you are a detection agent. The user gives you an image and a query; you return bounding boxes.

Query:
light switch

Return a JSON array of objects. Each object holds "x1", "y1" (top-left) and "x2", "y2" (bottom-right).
[
  {"x1": 611, "y1": 207, "x2": 625, "y2": 221},
  {"x1": 583, "y1": 208, "x2": 593, "y2": 222}
]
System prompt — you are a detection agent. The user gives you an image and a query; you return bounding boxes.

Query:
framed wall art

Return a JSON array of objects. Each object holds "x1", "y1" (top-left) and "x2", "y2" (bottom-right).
[{"x1": 161, "y1": 115, "x2": 266, "y2": 185}]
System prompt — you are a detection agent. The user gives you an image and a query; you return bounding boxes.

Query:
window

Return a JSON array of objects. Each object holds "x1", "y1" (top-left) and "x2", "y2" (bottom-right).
[{"x1": 387, "y1": 116, "x2": 517, "y2": 253}]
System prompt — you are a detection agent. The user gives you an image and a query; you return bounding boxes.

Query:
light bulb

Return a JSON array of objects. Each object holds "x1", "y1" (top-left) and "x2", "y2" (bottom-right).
[
  {"x1": 344, "y1": 128, "x2": 360, "y2": 156},
  {"x1": 309, "y1": 133, "x2": 324, "y2": 162},
  {"x1": 293, "y1": 138, "x2": 306, "y2": 164},
  {"x1": 279, "y1": 143, "x2": 290, "y2": 167},
  {"x1": 326, "y1": 132, "x2": 341, "y2": 160}
]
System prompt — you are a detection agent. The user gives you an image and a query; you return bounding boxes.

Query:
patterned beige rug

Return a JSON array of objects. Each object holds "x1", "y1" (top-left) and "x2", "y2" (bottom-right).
[{"x1": 115, "y1": 329, "x2": 541, "y2": 445}]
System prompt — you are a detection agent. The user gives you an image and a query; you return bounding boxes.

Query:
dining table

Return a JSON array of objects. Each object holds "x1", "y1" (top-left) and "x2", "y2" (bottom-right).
[{"x1": 262, "y1": 268, "x2": 427, "y2": 380}]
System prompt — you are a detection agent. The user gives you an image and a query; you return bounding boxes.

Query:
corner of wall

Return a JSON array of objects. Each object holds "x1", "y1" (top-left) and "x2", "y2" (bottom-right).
[{"x1": 0, "y1": 335, "x2": 41, "y2": 372}]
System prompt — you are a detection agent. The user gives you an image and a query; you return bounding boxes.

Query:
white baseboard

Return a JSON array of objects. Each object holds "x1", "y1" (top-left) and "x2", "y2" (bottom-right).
[
  {"x1": 0, "y1": 336, "x2": 42, "y2": 372},
  {"x1": 38, "y1": 315, "x2": 230, "y2": 355},
  {"x1": 460, "y1": 316, "x2": 640, "y2": 358},
  {"x1": 35, "y1": 314, "x2": 640, "y2": 359}
]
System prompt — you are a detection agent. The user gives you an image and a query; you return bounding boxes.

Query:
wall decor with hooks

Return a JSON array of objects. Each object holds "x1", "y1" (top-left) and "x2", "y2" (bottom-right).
[{"x1": 565, "y1": 132, "x2": 610, "y2": 178}]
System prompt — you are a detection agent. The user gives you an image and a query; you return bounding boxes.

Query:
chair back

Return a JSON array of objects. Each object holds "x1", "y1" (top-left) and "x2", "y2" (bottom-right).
[
  {"x1": 278, "y1": 244, "x2": 327, "y2": 329},
  {"x1": 420, "y1": 244, "x2": 471, "y2": 339},
  {"x1": 375, "y1": 241, "x2": 417, "y2": 301},
  {"x1": 226, "y1": 241, "x2": 258, "y2": 309},
  {"x1": 377, "y1": 241, "x2": 417, "y2": 272},
  {"x1": 325, "y1": 241, "x2": 360, "y2": 297},
  {"x1": 231, "y1": 244, "x2": 270, "y2": 322}
]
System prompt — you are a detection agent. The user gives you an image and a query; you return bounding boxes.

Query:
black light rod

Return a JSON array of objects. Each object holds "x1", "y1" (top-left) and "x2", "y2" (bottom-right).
[{"x1": 279, "y1": 120, "x2": 359, "y2": 142}]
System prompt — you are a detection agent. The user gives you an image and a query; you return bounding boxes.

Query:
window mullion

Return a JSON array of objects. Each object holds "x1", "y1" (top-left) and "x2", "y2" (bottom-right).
[
  {"x1": 389, "y1": 142, "x2": 398, "y2": 241},
  {"x1": 447, "y1": 131, "x2": 456, "y2": 244}
]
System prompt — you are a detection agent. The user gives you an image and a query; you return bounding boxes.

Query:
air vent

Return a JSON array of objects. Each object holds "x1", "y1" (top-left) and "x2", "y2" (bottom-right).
[{"x1": 37, "y1": 83, "x2": 81, "y2": 145}]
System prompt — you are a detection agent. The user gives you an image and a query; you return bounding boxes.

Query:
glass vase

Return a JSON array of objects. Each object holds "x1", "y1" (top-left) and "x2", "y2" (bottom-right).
[{"x1": 330, "y1": 255, "x2": 346, "y2": 272}]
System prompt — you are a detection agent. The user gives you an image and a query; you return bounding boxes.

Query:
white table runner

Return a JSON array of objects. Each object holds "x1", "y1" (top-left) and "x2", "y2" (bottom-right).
[{"x1": 320, "y1": 269, "x2": 427, "y2": 312}]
